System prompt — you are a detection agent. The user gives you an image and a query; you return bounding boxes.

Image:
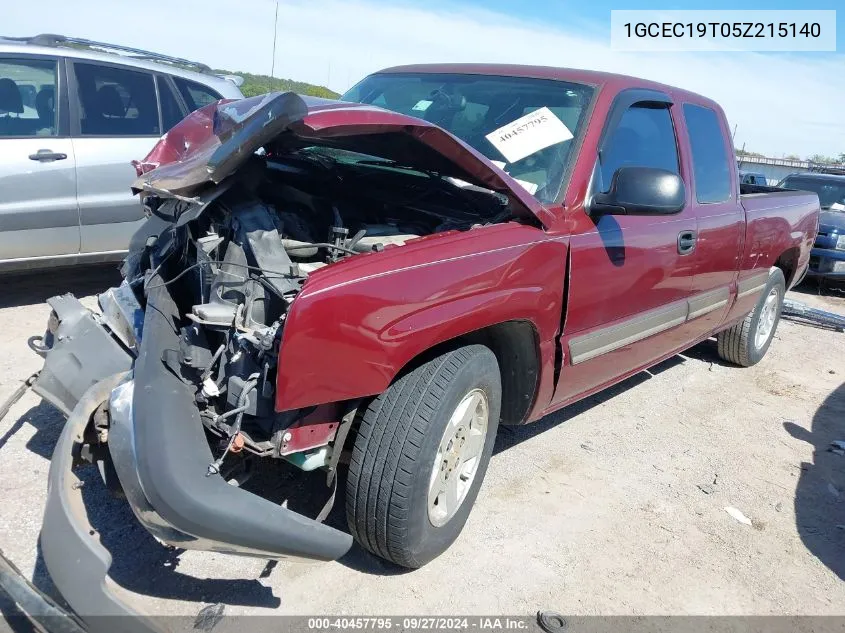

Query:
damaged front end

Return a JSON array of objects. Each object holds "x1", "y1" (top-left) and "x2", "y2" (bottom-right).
[
  {"x1": 29, "y1": 91, "x2": 547, "y2": 625},
  {"x1": 30, "y1": 235, "x2": 354, "y2": 628},
  {"x1": 33, "y1": 195, "x2": 357, "y2": 553}
]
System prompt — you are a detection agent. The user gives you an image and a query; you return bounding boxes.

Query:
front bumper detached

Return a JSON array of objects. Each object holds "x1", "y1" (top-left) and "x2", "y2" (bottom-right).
[
  {"x1": 38, "y1": 282, "x2": 352, "y2": 628},
  {"x1": 40, "y1": 373, "x2": 158, "y2": 633}
]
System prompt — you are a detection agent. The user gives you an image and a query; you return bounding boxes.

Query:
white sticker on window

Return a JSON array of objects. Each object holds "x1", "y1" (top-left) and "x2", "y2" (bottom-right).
[
  {"x1": 485, "y1": 107, "x2": 573, "y2": 163},
  {"x1": 412, "y1": 99, "x2": 433, "y2": 112}
]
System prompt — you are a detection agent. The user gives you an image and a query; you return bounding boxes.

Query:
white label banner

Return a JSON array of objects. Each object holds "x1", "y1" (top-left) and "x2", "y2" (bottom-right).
[
  {"x1": 485, "y1": 107, "x2": 573, "y2": 164},
  {"x1": 610, "y1": 10, "x2": 836, "y2": 52}
]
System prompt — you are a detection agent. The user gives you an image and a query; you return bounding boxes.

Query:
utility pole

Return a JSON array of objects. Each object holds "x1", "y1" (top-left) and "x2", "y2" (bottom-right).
[{"x1": 270, "y1": 0, "x2": 279, "y2": 93}]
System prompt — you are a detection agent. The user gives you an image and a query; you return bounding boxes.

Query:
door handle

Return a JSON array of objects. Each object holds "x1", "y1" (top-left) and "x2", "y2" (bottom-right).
[
  {"x1": 677, "y1": 230, "x2": 697, "y2": 255},
  {"x1": 28, "y1": 149, "x2": 67, "y2": 161}
]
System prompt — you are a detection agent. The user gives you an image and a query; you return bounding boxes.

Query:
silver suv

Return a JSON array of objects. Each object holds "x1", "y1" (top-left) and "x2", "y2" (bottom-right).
[{"x1": 0, "y1": 34, "x2": 244, "y2": 272}]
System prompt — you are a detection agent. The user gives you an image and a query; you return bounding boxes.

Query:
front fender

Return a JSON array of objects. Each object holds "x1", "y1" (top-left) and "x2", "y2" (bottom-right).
[{"x1": 275, "y1": 224, "x2": 568, "y2": 412}]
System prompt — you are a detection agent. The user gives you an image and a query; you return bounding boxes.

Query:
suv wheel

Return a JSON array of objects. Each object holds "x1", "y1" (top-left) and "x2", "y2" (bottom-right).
[{"x1": 346, "y1": 345, "x2": 501, "y2": 568}]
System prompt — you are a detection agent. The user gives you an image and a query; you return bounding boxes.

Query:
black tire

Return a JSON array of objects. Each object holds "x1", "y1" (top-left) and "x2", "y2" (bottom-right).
[
  {"x1": 717, "y1": 267, "x2": 785, "y2": 367},
  {"x1": 346, "y1": 344, "x2": 501, "y2": 568}
]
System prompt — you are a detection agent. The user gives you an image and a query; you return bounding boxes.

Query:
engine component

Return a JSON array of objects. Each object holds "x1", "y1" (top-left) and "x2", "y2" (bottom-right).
[
  {"x1": 97, "y1": 284, "x2": 144, "y2": 352},
  {"x1": 192, "y1": 196, "x2": 301, "y2": 328},
  {"x1": 227, "y1": 374, "x2": 272, "y2": 417},
  {"x1": 284, "y1": 446, "x2": 331, "y2": 471},
  {"x1": 353, "y1": 234, "x2": 419, "y2": 252}
]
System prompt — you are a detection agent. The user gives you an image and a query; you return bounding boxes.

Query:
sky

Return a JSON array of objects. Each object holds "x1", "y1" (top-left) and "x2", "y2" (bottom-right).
[{"x1": 5, "y1": 0, "x2": 843, "y2": 158}]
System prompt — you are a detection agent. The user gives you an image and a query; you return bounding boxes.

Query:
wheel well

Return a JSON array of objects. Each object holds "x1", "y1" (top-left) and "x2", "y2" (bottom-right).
[
  {"x1": 774, "y1": 247, "x2": 800, "y2": 287},
  {"x1": 392, "y1": 320, "x2": 541, "y2": 426}
]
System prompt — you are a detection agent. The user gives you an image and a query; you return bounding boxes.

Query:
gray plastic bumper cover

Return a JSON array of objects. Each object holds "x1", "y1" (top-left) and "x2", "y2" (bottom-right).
[
  {"x1": 38, "y1": 283, "x2": 352, "y2": 630},
  {"x1": 122, "y1": 279, "x2": 353, "y2": 560},
  {"x1": 40, "y1": 372, "x2": 159, "y2": 633}
]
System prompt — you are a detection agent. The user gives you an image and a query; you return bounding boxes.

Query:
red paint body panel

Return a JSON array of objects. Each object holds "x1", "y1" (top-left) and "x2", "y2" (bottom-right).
[
  {"x1": 275, "y1": 223, "x2": 567, "y2": 412},
  {"x1": 723, "y1": 190, "x2": 819, "y2": 323},
  {"x1": 278, "y1": 404, "x2": 340, "y2": 455}
]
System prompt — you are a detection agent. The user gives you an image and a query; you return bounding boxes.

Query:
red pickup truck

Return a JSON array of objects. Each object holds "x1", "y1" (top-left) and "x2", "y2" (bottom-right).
[{"x1": 28, "y1": 64, "x2": 818, "y2": 621}]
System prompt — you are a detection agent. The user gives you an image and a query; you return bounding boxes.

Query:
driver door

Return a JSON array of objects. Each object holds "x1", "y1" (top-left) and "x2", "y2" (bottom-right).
[{"x1": 553, "y1": 95, "x2": 699, "y2": 404}]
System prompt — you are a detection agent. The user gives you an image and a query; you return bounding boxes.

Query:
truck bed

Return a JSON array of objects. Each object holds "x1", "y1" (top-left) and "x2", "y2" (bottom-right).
[{"x1": 739, "y1": 185, "x2": 820, "y2": 288}]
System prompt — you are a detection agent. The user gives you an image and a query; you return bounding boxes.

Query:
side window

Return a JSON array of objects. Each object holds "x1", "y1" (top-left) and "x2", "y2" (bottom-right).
[
  {"x1": 683, "y1": 104, "x2": 731, "y2": 203},
  {"x1": 157, "y1": 76, "x2": 184, "y2": 131},
  {"x1": 600, "y1": 104, "x2": 679, "y2": 191},
  {"x1": 74, "y1": 62, "x2": 159, "y2": 136},
  {"x1": 0, "y1": 57, "x2": 58, "y2": 137},
  {"x1": 174, "y1": 78, "x2": 221, "y2": 112}
]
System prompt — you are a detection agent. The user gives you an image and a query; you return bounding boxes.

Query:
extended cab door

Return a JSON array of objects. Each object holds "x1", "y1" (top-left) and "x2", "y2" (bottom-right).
[
  {"x1": 552, "y1": 91, "x2": 699, "y2": 404},
  {"x1": 68, "y1": 60, "x2": 162, "y2": 254},
  {"x1": 679, "y1": 103, "x2": 744, "y2": 337},
  {"x1": 0, "y1": 54, "x2": 79, "y2": 261}
]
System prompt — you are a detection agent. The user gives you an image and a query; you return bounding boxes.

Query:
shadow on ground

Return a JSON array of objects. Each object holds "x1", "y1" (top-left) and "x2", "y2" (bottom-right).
[
  {"x1": 784, "y1": 382, "x2": 845, "y2": 581},
  {"x1": 0, "y1": 401, "x2": 64, "y2": 460},
  {"x1": 29, "y1": 461, "x2": 283, "y2": 611},
  {"x1": 791, "y1": 278, "x2": 845, "y2": 300},
  {"x1": 493, "y1": 353, "x2": 686, "y2": 454},
  {"x1": 0, "y1": 265, "x2": 122, "y2": 310}
]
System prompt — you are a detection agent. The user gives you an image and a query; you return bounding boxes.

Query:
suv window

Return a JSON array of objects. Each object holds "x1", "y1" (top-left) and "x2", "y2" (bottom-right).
[
  {"x1": 157, "y1": 76, "x2": 184, "y2": 131},
  {"x1": 74, "y1": 62, "x2": 159, "y2": 136},
  {"x1": 0, "y1": 57, "x2": 58, "y2": 137},
  {"x1": 174, "y1": 77, "x2": 221, "y2": 112},
  {"x1": 684, "y1": 104, "x2": 731, "y2": 203},
  {"x1": 600, "y1": 104, "x2": 678, "y2": 191}
]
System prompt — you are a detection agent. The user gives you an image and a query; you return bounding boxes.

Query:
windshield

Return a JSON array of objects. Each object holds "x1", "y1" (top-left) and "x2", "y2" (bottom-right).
[
  {"x1": 781, "y1": 176, "x2": 845, "y2": 209},
  {"x1": 341, "y1": 73, "x2": 595, "y2": 204}
]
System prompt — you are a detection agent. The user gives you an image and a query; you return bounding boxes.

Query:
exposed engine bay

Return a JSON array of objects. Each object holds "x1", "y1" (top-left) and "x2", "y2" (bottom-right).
[{"x1": 123, "y1": 150, "x2": 518, "y2": 472}]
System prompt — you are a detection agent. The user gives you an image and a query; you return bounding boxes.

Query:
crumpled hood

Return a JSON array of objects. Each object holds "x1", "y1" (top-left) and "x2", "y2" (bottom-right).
[{"x1": 132, "y1": 92, "x2": 554, "y2": 227}]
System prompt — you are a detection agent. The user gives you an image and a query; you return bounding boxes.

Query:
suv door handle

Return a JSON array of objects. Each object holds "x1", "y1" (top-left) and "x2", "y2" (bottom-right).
[
  {"x1": 28, "y1": 149, "x2": 67, "y2": 161},
  {"x1": 677, "y1": 230, "x2": 697, "y2": 255}
]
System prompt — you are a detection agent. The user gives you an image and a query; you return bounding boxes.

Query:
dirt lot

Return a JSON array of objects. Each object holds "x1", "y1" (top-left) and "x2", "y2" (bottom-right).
[{"x1": 0, "y1": 266, "x2": 843, "y2": 619}]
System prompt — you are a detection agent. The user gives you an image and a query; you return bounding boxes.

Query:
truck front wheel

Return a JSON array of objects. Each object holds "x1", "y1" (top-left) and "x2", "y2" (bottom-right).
[
  {"x1": 717, "y1": 267, "x2": 785, "y2": 367},
  {"x1": 346, "y1": 345, "x2": 501, "y2": 568}
]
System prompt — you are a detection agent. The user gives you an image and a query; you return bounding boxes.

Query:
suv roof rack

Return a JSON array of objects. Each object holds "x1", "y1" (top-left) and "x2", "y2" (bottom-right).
[{"x1": 5, "y1": 33, "x2": 213, "y2": 74}]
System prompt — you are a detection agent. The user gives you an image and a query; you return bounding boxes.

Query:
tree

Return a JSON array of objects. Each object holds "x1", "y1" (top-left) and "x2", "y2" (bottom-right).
[
  {"x1": 807, "y1": 154, "x2": 838, "y2": 165},
  {"x1": 784, "y1": 154, "x2": 801, "y2": 161},
  {"x1": 215, "y1": 69, "x2": 339, "y2": 100}
]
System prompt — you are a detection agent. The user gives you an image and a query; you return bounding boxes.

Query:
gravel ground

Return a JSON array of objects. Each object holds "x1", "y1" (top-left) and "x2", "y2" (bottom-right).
[{"x1": 0, "y1": 265, "x2": 843, "y2": 620}]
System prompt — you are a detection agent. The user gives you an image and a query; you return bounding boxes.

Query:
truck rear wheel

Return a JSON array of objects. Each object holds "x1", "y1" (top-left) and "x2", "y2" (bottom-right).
[
  {"x1": 346, "y1": 345, "x2": 501, "y2": 568},
  {"x1": 717, "y1": 267, "x2": 785, "y2": 367}
]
